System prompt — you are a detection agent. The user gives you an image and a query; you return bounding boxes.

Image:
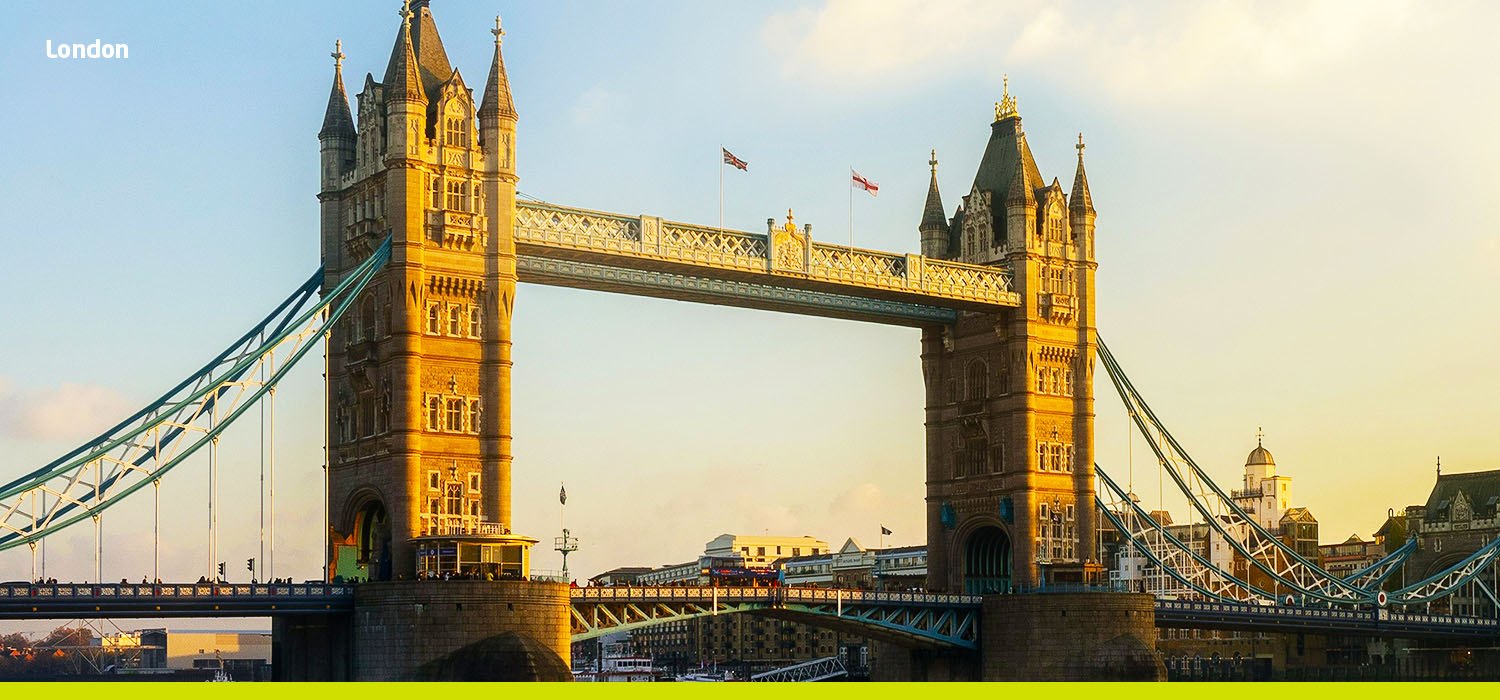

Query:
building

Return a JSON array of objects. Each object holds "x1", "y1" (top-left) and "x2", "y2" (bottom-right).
[
  {"x1": 1110, "y1": 440, "x2": 1318, "y2": 598},
  {"x1": 1401, "y1": 467, "x2": 1500, "y2": 616},
  {"x1": 1318, "y1": 535, "x2": 1382, "y2": 580},
  {"x1": 588, "y1": 567, "x2": 653, "y2": 587},
  {"x1": 319, "y1": 0, "x2": 536, "y2": 580},
  {"x1": 917, "y1": 86, "x2": 1101, "y2": 592},
  {"x1": 704, "y1": 534, "x2": 828, "y2": 568},
  {"x1": 779, "y1": 539, "x2": 928, "y2": 591},
  {"x1": 165, "y1": 630, "x2": 271, "y2": 677}
]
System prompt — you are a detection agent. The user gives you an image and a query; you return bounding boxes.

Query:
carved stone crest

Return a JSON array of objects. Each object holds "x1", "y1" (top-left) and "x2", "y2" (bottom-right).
[{"x1": 770, "y1": 208, "x2": 807, "y2": 272}]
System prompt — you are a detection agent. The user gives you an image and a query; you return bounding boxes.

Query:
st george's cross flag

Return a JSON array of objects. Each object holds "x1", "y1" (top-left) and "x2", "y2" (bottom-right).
[
  {"x1": 851, "y1": 170, "x2": 879, "y2": 196},
  {"x1": 722, "y1": 148, "x2": 748, "y2": 171}
]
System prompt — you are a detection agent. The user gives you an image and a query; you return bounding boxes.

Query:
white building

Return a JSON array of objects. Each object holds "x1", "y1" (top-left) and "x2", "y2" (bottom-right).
[{"x1": 704, "y1": 534, "x2": 828, "y2": 569}]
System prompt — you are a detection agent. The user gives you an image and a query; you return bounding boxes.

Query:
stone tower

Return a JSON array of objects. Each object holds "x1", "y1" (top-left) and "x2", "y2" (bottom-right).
[
  {"x1": 920, "y1": 83, "x2": 1099, "y2": 592},
  {"x1": 317, "y1": 0, "x2": 530, "y2": 580}
]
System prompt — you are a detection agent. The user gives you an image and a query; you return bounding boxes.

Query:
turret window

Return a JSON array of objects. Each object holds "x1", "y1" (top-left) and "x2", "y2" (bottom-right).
[
  {"x1": 426, "y1": 302, "x2": 442, "y2": 334},
  {"x1": 445, "y1": 117, "x2": 469, "y2": 149},
  {"x1": 430, "y1": 176, "x2": 442, "y2": 209},
  {"x1": 447, "y1": 304, "x2": 463, "y2": 336},
  {"x1": 468, "y1": 306, "x2": 481, "y2": 338},
  {"x1": 446, "y1": 179, "x2": 468, "y2": 211}
]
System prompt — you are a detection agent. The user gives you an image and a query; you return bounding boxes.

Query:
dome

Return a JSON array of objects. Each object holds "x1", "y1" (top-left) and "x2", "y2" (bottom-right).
[{"x1": 1246, "y1": 444, "x2": 1275, "y2": 467}]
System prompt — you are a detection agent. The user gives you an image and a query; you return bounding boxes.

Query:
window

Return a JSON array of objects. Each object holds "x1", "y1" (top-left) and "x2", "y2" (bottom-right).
[
  {"x1": 469, "y1": 501, "x2": 480, "y2": 517},
  {"x1": 757, "y1": 547, "x2": 766, "y2": 556},
  {"x1": 468, "y1": 305, "x2": 481, "y2": 338},
  {"x1": 445, "y1": 484, "x2": 463, "y2": 517},
  {"x1": 966, "y1": 361, "x2": 987, "y2": 401},
  {"x1": 447, "y1": 304, "x2": 462, "y2": 336},
  {"x1": 426, "y1": 302, "x2": 442, "y2": 335},
  {"x1": 446, "y1": 179, "x2": 467, "y2": 211},
  {"x1": 792, "y1": 548, "x2": 801, "y2": 557},
  {"x1": 359, "y1": 394, "x2": 375, "y2": 437},
  {"x1": 469, "y1": 473, "x2": 480, "y2": 492},
  {"x1": 468, "y1": 398, "x2": 481, "y2": 433},
  {"x1": 445, "y1": 398, "x2": 464, "y2": 432},
  {"x1": 430, "y1": 176, "x2": 442, "y2": 209},
  {"x1": 428, "y1": 471, "x2": 440, "y2": 491},
  {"x1": 426, "y1": 396, "x2": 441, "y2": 431},
  {"x1": 1037, "y1": 442, "x2": 1047, "y2": 470}
]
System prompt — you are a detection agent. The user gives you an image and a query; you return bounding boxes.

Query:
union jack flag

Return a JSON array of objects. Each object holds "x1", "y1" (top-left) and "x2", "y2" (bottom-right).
[{"x1": 722, "y1": 148, "x2": 748, "y2": 171}]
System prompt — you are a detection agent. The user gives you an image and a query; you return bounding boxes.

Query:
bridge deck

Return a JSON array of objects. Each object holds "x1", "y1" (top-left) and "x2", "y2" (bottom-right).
[
  {"x1": 0, "y1": 582, "x2": 352, "y2": 619},
  {"x1": 513, "y1": 202, "x2": 1020, "y2": 326}
]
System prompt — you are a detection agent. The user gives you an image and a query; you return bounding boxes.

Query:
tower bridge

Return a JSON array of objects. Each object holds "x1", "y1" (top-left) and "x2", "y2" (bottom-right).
[{"x1": 2, "y1": 0, "x2": 1498, "y2": 681}]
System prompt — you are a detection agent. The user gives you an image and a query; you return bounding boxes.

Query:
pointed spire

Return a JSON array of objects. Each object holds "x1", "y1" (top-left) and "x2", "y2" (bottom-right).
[
  {"x1": 480, "y1": 15, "x2": 517, "y2": 119},
  {"x1": 319, "y1": 40, "x2": 356, "y2": 139},
  {"x1": 920, "y1": 149, "x2": 947, "y2": 232},
  {"x1": 384, "y1": 0, "x2": 426, "y2": 105},
  {"x1": 1070, "y1": 132, "x2": 1095, "y2": 215}
]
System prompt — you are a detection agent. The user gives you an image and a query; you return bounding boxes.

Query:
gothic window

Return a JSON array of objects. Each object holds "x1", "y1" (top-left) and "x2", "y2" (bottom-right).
[
  {"x1": 359, "y1": 394, "x2": 375, "y2": 437},
  {"x1": 468, "y1": 473, "x2": 480, "y2": 493},
  {"x1": 468, "y1": 398, "x2": 481, "y2": 434},
  {"x1": 1047, "y1": 202, "x2": 1064, "y2": 242},
  {"x1": 1064, "y1": 369, "x2": 1074, "y2": 397},
  {"x1": 445, "y1": 484, "x2": 463, "y2": 517},
  {"x1": 468, "y1": 305, "x2": 481, "y2": 338},
  {"x1": 469, "y1": 501, "x2": 480, "y2": 518},
  {"x1": 446, "y1": 179, "x2": 468, "y2": 211},
  {"x1": 445, "y1": 398, "x2": 464, "y2": 432},
  {"x1": 426, "y1": 395, "x2": 441, "y2": 431},
  {"x1": 427, "y1": 471, "x2": 439, "y2": 490},
  {"x1": 966, "y1": 360, "x2": 987, "y2": 401},
  {"x1": 1037, "y1": 442, "x2": 1047, "y2": 470},
  {"x1": 990, "y1": 445, "x2": 1005, "y2": 474},
  {"x1": 447, "y1": 304, "x2": 462, "y2": 336},
  {"x1": 1035, "y1": 369, "x2": 1046, "y2": 393},
  {"x1": 426, "y1": 302, "x2": 442, "y2": 335},
  {"x1": 430, "y1": 176, "x2": 442, "y2": 209}
]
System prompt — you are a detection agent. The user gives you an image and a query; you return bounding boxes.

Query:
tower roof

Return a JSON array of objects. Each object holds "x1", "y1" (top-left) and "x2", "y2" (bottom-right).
[
  {"x1": 479, "y1": 16, "x2": 517, "y2": 119},
  {"x1": 319, "y1": 41, "x2": 356, "y2": 139},
  {"x1": 383, "y1": 2, "x2": 426, "y2": 104},
  {"x1": 408, "y1": 0, "x2": 453, "y2": 98},
  {"x1": 1070, "y1": 132, "x2": 1095, "y2": 215},
  {"x1": 920, "y1": 150, "x2": 946, "y2": 232},
  {"x1": 972, "y1": 81, "x2": 1044, "y2": 204},
  {"x1": 1246, "y1": 444, "x2": 1275, "y2": 467}
]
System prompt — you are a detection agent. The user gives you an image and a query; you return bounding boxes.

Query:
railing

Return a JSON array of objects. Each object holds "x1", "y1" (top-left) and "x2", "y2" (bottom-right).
[
  {"x1": 0, "y1": 583, "x2": 351, "y2": 598},
  {"x1": 568, "y1": 586, "x2": 981, "y2": 606}
]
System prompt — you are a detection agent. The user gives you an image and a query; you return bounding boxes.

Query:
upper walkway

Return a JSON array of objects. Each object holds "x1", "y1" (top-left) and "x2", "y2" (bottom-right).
[{"x1": 513, "y1": 201, "x2": 1021, "y2": 326}]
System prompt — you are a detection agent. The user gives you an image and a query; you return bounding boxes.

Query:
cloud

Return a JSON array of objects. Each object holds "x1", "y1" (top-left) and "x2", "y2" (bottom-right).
[
  {"x1": 764, "y1": 0, "x2": 1418, "y2": 101},
  {"x1": 570, "y1": 85, "x2": 621, "y2": 125},
  {"x1": 830, "y1": 482, "x2": 884, "y2": 516},
  {"x1": 0, "y1": 377, "x2": 132, "y2": 440}
]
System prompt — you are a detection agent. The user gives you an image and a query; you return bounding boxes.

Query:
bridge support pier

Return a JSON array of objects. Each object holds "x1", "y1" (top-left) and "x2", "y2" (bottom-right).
[
  {"x1": 981, "y1": 592, "x2": 1164, "y2": 681},
  {"x1": 273, "y1": 580, "x2": 572, "y2": 681}
]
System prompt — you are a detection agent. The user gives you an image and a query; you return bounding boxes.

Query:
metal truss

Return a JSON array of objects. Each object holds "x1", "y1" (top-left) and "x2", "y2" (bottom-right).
[
  {"x1": 569, "y1": 587, "x2": 980, "y2": 649},
  {"x1": 0, "y1": 239, "x2": 391, "y2": 551},
  {"x1": 516, "y1": 255, "x2": 959, "y2": 326},
  {"x1": 749, "y1": 656, "x2": 848, "y2": 682},
  {"x1": 1096, "y1": 337, "x2": 1376, "y2": 604},
  {"x1": 1095, "y1": 466, "x2": 1273, "y2": 603},
  {"x1": 1098, "y1": 336, "x2": 1499, "y2": 609}
]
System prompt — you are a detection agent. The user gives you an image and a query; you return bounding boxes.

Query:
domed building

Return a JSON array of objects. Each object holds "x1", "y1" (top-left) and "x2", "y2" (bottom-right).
[{"x1": 1233, "y1": 438, "x2": 1291, "y2": 532}]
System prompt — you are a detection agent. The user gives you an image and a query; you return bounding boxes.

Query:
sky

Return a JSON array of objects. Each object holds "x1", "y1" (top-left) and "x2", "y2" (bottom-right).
[{"x1": 1, "y1": 0, "x2": 1498, "y2": 633}]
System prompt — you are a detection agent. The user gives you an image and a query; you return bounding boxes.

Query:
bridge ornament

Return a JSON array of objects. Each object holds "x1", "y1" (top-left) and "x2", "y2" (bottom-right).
[{"x1": 770, "y1": 209, "x2": 809, "y2": 273}]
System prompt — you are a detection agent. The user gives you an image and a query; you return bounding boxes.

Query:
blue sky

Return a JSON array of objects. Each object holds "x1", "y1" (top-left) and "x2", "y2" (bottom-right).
[{"x1": 1, "y1": 1, "x2": 1498, "y2": 631}]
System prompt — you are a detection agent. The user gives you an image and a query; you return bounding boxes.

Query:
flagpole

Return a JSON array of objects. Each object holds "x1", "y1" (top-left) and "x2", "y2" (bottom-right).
[
  {"x1": 719, "y1": 145, "x2": 724, "y2": 233},
  {"x1": 848, "y1": 166, "x2": 854, "y2": 255}
]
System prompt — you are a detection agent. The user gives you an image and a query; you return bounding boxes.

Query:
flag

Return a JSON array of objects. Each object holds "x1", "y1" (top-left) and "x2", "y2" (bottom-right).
[
  {"x1": 722, "y1": 148, "x2": 748, "y2": 171},
  {"x1": 851, "y1": 170, "x2": 879, "y2": 196},
  {"x1": 880, "y1": 525, "x2": 892, "y2": 536},
  {"x1": 559, "y1": 483, "x2": 567, "y2": 506}
]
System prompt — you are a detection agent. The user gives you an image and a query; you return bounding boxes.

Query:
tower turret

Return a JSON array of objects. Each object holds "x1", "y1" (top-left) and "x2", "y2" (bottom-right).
[
  {"x1": 319, "y1": 40, "x2": 356, "y2": 194},
  {"x1": 1069, "y1": 133, "x2": 1096, "y2": 262},
  {"x1": 383, "y1": 0, "x2": 427, "y2": 163},
  {"x1": 478, "y1": 15, "x2": 520, "y2": 530},
  {"x1": 919, "y1": 150, "x2": 948, "y2": 258}
]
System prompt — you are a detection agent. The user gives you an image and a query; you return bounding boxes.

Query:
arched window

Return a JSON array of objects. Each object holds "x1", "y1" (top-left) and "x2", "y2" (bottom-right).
[
  {"x1": 966, "y1": 360, "x2": 987, "y2": 401},
  {"x1": 430, "y1": 176, "x2": 442, "y2": 209}
]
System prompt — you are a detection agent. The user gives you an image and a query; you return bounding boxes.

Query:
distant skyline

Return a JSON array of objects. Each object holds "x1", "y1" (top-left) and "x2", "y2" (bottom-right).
[{"x1": 1, "y1": 0, "x2": 1497, "y2": 627}]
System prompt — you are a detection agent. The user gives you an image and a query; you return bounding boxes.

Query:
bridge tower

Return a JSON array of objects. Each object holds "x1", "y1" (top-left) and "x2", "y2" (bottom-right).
[
  {"x1": 317, "y1": 0, "x2": 532, "y2": 581},
  {"x1": 919, "y1": 83, "x2": 1099, "y2": 592}
]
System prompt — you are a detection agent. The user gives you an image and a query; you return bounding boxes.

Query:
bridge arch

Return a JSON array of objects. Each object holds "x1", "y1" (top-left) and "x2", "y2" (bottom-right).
[
  {"x1": 338, "y1": 486, "x2": 393, "y2": 581},
  {"x1": 960, "y1": 523, "x2": 1011, "y2": 595}
]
